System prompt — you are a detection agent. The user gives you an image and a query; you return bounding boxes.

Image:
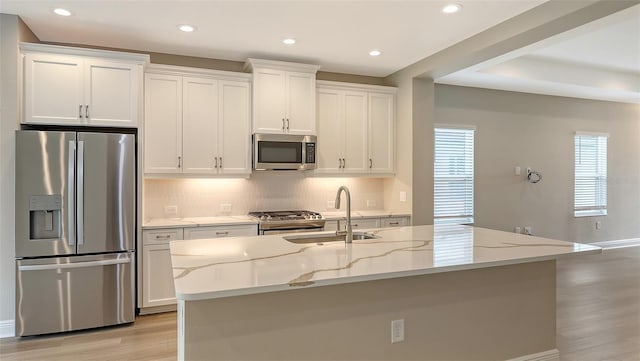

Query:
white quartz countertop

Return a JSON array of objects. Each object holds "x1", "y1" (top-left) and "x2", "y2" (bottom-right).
[
  {"x1": 143, "y1": 211, "x2": 410, "y2": 229},
  {"x1": 169, "y1": 225, "x2": 601, "y2": 301},
  {"x1": 321, "y1": 210, "x2": 411, "y2": 220},
  {"x1": 143, "y1": 216, "x2": 258, "y2": 229}
]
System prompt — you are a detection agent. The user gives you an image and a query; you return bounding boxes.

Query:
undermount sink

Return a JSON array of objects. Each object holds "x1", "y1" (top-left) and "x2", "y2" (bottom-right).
[{"x1": 284, "y1": 231, "x2": 379, "y2": 244}]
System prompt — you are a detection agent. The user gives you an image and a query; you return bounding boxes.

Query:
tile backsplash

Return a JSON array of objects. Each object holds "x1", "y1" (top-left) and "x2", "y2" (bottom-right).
[{"x1": 144, "y1": 173, "x2": 385, "y2": 220}]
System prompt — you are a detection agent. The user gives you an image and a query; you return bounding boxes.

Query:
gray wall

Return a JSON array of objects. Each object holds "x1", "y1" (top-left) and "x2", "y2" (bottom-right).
[
  {"x1": 0, "y1": 14, "x2": 39, "y2": 328},
  {"x1": 435, "y1": 84, "x2": 640, "y2": 243}
]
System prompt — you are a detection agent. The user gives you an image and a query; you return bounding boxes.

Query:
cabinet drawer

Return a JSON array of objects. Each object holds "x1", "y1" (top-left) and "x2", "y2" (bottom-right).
[
  {"x1": 381, "y1": 217, "x2": 408, "y2": 228},
  {"x1": 350, "y1": 218, "x2": 380, "y2": 230},
  {"x1": 142, "y1": 228, "x2": 184, "y2": 245},
  {"x1": 184, "y1": 224, "x2": 257, "y2": 240}
]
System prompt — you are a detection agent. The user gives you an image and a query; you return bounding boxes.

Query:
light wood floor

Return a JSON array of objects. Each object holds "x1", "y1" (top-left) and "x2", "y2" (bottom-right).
[{"x1": 1, "y1": 247, "x2": 638, "y2": 361}]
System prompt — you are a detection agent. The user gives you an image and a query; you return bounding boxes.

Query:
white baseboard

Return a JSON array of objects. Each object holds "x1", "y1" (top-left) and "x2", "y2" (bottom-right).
[
  {"x1": 0, "y1": 319, "x2": 15, "y2": 338},
  {"x1": 506, "y1": 349, "x2": 560, "y2": 361},
  {"x1": 591, "y1": 238, "x2": 640, "y2": 250}
]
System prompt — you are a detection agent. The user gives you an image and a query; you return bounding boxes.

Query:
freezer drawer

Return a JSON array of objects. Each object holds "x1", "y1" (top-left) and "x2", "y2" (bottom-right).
[{"x1": 16, "y1": 252, "x2": 135, "y2": 336}]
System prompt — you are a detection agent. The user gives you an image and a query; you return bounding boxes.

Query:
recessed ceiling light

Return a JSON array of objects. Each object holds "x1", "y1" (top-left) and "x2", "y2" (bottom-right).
[
  {"x1": 282, "y1": 38, "x2": 296, "y2": 45},
  {"x1": 53, "y1": 8, "x2": 72, "y2": 16},
  {"x1": 369, "y1": 50, "x2": 382, "y2": 57},
  {"x1": 442, "y1": 4, "x2": 462, "y2": 14},
  {"x1": 178, "y1": 25, "x2": 196, "y2": 32}
]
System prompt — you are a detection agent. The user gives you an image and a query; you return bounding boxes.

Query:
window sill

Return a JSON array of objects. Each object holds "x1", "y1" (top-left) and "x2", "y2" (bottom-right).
[{"x1": 574, "y1": 210, "x2": 607, "y2": 218}]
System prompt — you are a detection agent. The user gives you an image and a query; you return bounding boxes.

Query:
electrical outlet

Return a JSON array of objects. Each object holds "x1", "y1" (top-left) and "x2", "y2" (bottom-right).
[
  {"x1": 220, "y1": 203, "x2": 232, "y2": 212},
  {"x1": 595, "y1": 221, "x2": 602, "y2": 230},
  {"x1": 524, "y1": 226, "x2": 532, "y2": 236},
  {"x1": 399, "y1": 191, "x2": 407, "y2": 202},
  {"x1": 327, "y1": 200, "x2": 336, "y2": 209},
  {"x1": 164, "y1": 205, "x2": 178, "y2": 216},
  {"x1": 391, "y1": 319, "x2": 405, "y2": 343},
  {"x1": 366, "y1": 200, "x2": 377, "y2": 208},
  {"x1": 515, "y1": 227, "x2": 521, "y2": 234}
]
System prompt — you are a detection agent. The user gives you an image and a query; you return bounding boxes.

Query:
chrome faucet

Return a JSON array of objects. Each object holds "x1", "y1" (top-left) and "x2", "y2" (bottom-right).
[{"x1": 335, "y1": 186, "x2": 352, "y2": 243}]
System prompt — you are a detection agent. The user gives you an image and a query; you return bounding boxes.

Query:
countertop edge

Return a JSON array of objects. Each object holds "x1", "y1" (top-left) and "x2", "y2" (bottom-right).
[{"x1": 175, "y1": 246, "x2": 602, "y2": 302}]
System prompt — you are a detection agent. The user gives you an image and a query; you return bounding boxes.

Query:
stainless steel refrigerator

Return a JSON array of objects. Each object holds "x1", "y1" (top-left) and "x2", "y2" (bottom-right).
[{"x1": 15, "y1": 130, "x2": 136, "y2": 336}]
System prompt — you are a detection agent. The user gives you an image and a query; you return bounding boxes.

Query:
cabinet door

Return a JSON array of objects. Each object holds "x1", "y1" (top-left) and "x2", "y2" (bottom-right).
[
  {"x1": 253, "y1": 68, "x2": 286, "y2": 134},
  {"x1": 343, "y1": 91, "x2": 369, "y2": 173},
  {"x1": 144, "y1": 74, "x2": 183, "y2": 173},
  {"x1": 182, "y1": 77, "x2": 218, "y2": 174},
  {"x1": 23, "y1": 53, "x2": 84, "y2": 125},
  {"x1": 286, "y1": 71, "x2": 316, "y2": 135},
  {"x1": 368, "y1": 93, "x2": 395, "y2": 174},
  {"x1": 219, "y1": 81, "x2": 251, "y2": 175},
  {"x1": 315, "y1": 88, "x2": 343, "y2": 174},
  {"x1": 351, "y1": 218, "x2": 380, "y2": 230},
  {"x1": 85, "y1": 60, "x2": 140, "y2": 127},
  {"x1": 184, "y1": 225, "x2": 258, "y2": 240},
  {"x1": 142, "y1": 244, "x2": 176, "y2": 307}
]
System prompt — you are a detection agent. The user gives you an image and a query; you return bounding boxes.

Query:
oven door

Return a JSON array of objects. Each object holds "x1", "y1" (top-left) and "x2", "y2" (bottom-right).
[{"x1": 261, "y1": 227, "x2": 324, "y2": 236}]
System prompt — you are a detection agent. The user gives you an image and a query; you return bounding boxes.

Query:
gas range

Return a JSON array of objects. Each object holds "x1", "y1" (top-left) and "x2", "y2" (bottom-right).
[{"x1": 248, "y1": 210, "x2": 325, "y2": 235}]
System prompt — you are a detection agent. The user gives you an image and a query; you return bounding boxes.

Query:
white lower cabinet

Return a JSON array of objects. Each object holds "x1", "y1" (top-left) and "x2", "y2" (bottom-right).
[
  {"x1": 141, "y1": 228, "x2": 183, "y2": 308},
  {"x1": 141, "y1": 224, "x2": 258, "y2": 311}
]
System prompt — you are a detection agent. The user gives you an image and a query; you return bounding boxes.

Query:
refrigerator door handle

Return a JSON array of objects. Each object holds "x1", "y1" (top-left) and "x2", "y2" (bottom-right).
[
  {"x1": 77, "y1": 140, "x2": 85, "y2": 245},
  {"x1": 68, "y1": 140, "x2": 76, "y2": 246},
  {"x1": 18, "y1": 256, "x2": 131, "y2": 271}
]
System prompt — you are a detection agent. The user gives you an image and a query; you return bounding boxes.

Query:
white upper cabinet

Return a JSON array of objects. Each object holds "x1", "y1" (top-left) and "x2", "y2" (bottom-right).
[
  {"x1": 144, "y1": 65, "x2": 251, "y2": 176},
  {"x1": 316, "y1": 81, "x2": 396, "y2": 176},
  {"x1": 245, "y1": 58, "x2": 320, "y2": 135},
  {"x1": 182, "y1": 77, "x2": 219, "y2": 174},
  {"x1": 368, "y1": 92, "x2": 395, "y2": 174},
  {"x1": 144, "y1": 73, "x2": 183, "y2": 174},
  {"x1": 21, "y1": 43, "x2": 147, "y2": 127}
]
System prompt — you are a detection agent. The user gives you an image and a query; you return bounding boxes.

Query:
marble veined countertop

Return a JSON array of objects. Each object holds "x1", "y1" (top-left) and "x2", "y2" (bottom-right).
[
  {"x1": 142, "y1": 216, "x2": 259, "y2": 229},
  {"x1": 143, "y1": 210, "x2": 411, "y2": 229},
  {"x1": 169, "y1": 225, "x2": 600, "y2": 301}
]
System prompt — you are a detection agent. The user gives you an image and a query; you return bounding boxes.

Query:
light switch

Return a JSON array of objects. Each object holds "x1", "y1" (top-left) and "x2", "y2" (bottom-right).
[
  {"x1": 515, "y1": 166, "x2": 521, "y2": 176},
  {"x1": 400, "y1": 191, "x2": 407, "y2": 202}
]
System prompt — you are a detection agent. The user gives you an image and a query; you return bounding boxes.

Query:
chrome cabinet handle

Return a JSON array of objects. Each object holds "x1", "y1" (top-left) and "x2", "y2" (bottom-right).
[
  {"x1": 369, "y1": 158, "x2": 373, "y2": 169},
  {"x1": 79, "y1": 105, "x2": 83, "y2": 119},
  {"x1": 342, "y1": 158, "x2": 346, "y2": 168},
  {"x1": 353, "y1": 224, "x2": 359, "y2": 227},
  {"x1": 85, "y1": 105, "x2": 89, "y2": 119},
  {"x1": 338, "y1": 159, "x2": 342, "y2": 168},
  {"x1": 216, "y1": 231, "x2": 229, "y2": 236},
  {"x1": 286, "y1": 119, "x2": 290, "y2": 131},
  {"x1": 178, "y1": 156, "x2": 182, "y2": 168},
  {"x1": 219, "y1": 157, "x2": 222, "y2": 168},
  {"x1": 155, "y1": 234, "x2": 171, "y2": 239},
  {"x1": 282, "y1": 118, "x2": 285, "y2": 131},
  {"x1": 215, "y1": 157, "x2": 218, "y2": 168},
  {"x1": 389, "y1": 222, "x2": 399, "y2": 226}
]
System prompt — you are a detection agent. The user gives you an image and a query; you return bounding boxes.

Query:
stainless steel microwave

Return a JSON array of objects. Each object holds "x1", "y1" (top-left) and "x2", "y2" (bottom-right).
[{"x1": 253, "y1": 134, "x2": 317, "y2": 170}]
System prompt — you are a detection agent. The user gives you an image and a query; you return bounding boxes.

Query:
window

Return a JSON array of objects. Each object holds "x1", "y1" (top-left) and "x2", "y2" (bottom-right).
[
  {"x1": 434, "y1": 127, "x2": 474, "y2": 224},
  {"x1": 574, "y1": 132, "x2": 608, "y2": 217}
]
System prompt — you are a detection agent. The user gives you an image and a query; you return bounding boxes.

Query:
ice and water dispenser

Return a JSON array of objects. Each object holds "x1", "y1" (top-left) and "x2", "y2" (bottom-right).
[{"x1": 29, "y1": 195, "x2": 62, "y2": 240}]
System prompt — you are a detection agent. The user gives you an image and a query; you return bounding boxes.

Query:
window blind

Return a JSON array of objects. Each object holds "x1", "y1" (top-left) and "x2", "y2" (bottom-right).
[
  {"x1": 434, "y1": 128, "x2": 474, "y2": 224},
  {"x1": 574, "y1": 133, "x2": 607, "y2": 217}
]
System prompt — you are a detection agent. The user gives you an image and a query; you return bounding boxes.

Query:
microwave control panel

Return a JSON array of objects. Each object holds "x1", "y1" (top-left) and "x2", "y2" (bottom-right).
[{"x1": 306, "y1": 143, "x2": 316, "y2": 164}]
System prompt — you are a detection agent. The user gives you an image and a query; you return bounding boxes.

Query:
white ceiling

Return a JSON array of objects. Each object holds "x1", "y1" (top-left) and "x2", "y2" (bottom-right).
[
  {"x1": 0, "y1": 0, "x2": 546, "y2": 77},
  {"x1": 437, "y1": 4, "x2": 640, "y2": 103}
]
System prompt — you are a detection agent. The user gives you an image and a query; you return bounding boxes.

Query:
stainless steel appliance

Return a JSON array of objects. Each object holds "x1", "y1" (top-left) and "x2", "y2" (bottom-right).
[
  {"x1": 15, "y1": 130, "x2": 136, "y2": 337},
  {"x1": 253, "y1": 134, "x2": 317, "y2": 170},
  {"x1": 248, "y1": 210, "x2": 325, "y2": 235}
]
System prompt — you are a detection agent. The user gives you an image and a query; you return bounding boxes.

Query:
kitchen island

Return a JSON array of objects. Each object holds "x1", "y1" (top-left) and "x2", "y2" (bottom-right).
[{"x1": 170, "y1": 225, "x2": 600, "y2": 361}]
